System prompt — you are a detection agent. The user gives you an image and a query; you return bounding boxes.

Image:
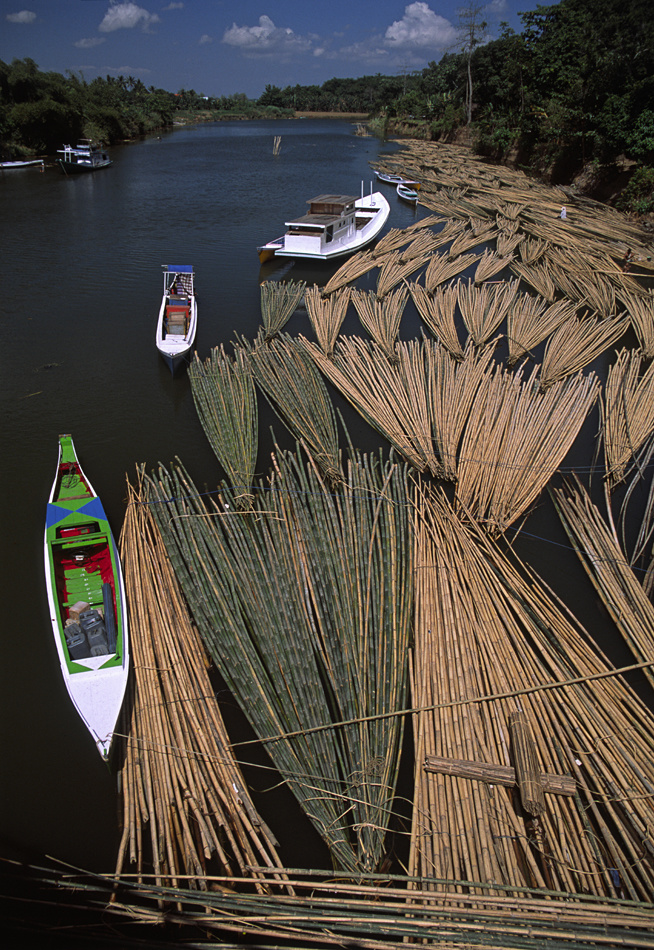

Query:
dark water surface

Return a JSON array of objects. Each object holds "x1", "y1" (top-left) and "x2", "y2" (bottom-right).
[
  {"x1": 1, "y1": 119, "x2": 649, "y2": 877},
  {"x1": 0, "y1": 119, "x2": 426, "y2": 871}
]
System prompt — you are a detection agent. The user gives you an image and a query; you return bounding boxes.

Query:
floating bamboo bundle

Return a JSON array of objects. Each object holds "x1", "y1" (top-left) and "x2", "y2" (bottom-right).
[
  {"x1": 510, "y1": 260, "x2": 557, "y2": 301},
  {"x1": 116, "y1": 475, "x2": 287, "y2": 891},
  {"x1": 496, "y1": 230, "x2": 524, "y2": 258},
  {"x1": 539, "y1": 312, "x2": 629, "y2": 390},
  {"x1": 550, "y1": 266, "x2": 618, "y2": 317},
  {"x1": 375, "y1": 248, "x2": 433, "y2": 297},
  {"x1": 457, "y1": 278, "x2": 518, "y2": 347},
  {"x1": 40, "y1": 861, "x2": 654, "y2": 949},
  {"x1": 553, "y1": 475, "x2": 654, "y2": 692},
  {"x1": 304, "y1": 284, "x2": 351, "y2": 357},
  {"x1": 260, "y1": 279, "x2": 306, "y2": 340},
  {"x1": 372, "y1": 226, "x2": 421, "y2": 257},
  {"x1": 448, "y1": 226, "x2": 495, "y2": 258},
  {"x1": 408, "y1": 281, "x2": 465, "y2": 359},
  {"x1": 351, "y1": 286, "x2": 407, "y2": 359},
  {"x1": 474, "y1": 248, "x2": 513, "y2": 284},
  {"x1": 601, "y1": 348, "x2": 654, "y2": 487},
  {"x1": 189, "y1": 347, "x2": 257, "y2": 508},
  {"x1": 619, "y1": 290, "x2": 654, "y2": 359},
  {"x1": 303, "y1": 335, "x2": 441, "y2": 476},
  {"x1": 519, "y1": 238, "x2": 549, "y2": 264},
  {"x1": 146, "y1": 449, "x2": 413, "y2": 875},
  {"x1": 423, "y1": 250, "x2": 482, "y2": 292},
  {"x1": 455, "y1": 366, "x2": 599, "y2": 533},
  {"x1": 427, "y1": 340, "x2": 496, "y2": 481},
  {"x1": 507, "y1": 296, "x2": 576, "y2": 366},
  {"x1": 410, "y1": 483, "x2": 654, "y2": 899},
  {"x1": 239, "y1": 332, "x2": 342, "y2": 484},
  {"x1": 322, "y1": 248, "x2": 380, "y2": 295}
]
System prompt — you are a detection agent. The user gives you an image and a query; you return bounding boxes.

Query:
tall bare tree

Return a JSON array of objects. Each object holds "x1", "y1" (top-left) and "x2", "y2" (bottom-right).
[{"x1": 457, "y1": 3, "x2": 488, "y2": 124}]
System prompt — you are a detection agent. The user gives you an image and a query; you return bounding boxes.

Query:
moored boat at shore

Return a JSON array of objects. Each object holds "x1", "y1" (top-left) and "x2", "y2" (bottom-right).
[
  {"x1": 397, "y1": 181, "x2": 419, "y2": 205},
  {"x1": 43, "y1": 434, "x2": 129, "y2": 761},
  {"x1": 156, "y1": 265, "x2": 198, "y2": 374},
  {"x1": 57, "y1": 140, "x2": 112, "y2": 174},
  {"x1": 0, "y1": 159, "x2": 44, "y2": 170},
  {"x1": 258, "y1": 186, "x2": 390, "y2": 263},
  {"x1": 374, "y1": 170, "x2": 420, "y2": 189}
]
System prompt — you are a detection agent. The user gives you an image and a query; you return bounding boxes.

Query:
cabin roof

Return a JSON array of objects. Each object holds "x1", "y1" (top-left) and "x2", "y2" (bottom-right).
[{"x1": 286, "y1": 194, "x2": 359, "y2": 228}]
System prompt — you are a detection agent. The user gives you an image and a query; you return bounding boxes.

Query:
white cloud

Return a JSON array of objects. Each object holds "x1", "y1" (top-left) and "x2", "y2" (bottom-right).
[
  {"x1": 162, "y1": 2, "x2": 184, "y2": 9},
  {"x1": 99, "y1": 2, "x2": 160, "y2": 34},
  {"x1": 199, "y1": 34, "x2": 213, "y2": 45},
  {"x1": 75, "y1": 37, "x2": 106, "y2": 49},
  {"x1": 222, "y1": 15, "x2": 312, "y2": 57},
  {"x1": 486, "y1": 0, "x2": 509, "y2": 15},
  {"x1": 6, "y1": 10, "x2": 36, "y2": 23},
  {"x1": 385, "y1": 2, "x2": 456, "y2": 50}
]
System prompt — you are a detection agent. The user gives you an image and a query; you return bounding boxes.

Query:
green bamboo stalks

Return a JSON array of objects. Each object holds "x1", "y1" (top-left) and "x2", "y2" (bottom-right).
[
  {"x1": 260, "y1": 279, "x2": 306, "y2": 341},
  {"x1": 189, "y1": 346, "x2": 258, "y2": 508},
  {"x1": 240, "y1": 332, "x2": 342, "y2": 484},
  {"x1": 145, "y1": 447, "x2": 413, "y2": 875}
]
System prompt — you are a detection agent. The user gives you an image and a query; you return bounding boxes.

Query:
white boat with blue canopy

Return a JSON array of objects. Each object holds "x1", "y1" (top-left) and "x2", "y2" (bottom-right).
[
  {"x1": 156, "y1": 265, "x2": 198, "y2": 374},
  {"x1": 258, "y1": 184, "x2": 390, "y2": 263}
]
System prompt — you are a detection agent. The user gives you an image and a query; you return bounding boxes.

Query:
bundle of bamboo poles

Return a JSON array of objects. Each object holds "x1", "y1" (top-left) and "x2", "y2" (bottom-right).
[
  {"x1": 474, "y1": 248, "x2": 513, "y2": 284},
  {"x1": 116, "y1": 475, "x2": 287, "y2": 891},
  {"x1": 455, "y1": 365, "x2": 599, "y2": 534},
  {"x1": 601, "y1": 348, "x2": 654, "y2": 486},
  {"x1": 619, "y1": 290, "x2": 654, "y2": 359},
  {"x1": 423, "y1": 250, "x2": 482, "y2": 292},
  {"x1": 238, "y1": 332, "x2": 342, "y2": 484},
  {"x1": 303, "y1": 335, "x2": 441, "y2": 476},
  {"x1": 448, "y1": 226, "x2": 496, "y2": 258},
  {"x1": 145, "y1": 448, "x2": 413, "y2": 876},
  {"x1": 304, "y1": 284, "x2": 351, "y2": 357},
  {"x1": 519, "y1": 238, "x2": 548, "y2": 264},
  {"x1": 322, "y1": 248, "x2": 380, "y2": 295},
  {"x1": 260, "y1": 279, "x2": 306, "y2": 340},
  {"x1": 553, "y1": 475, "x2": 654, "y2": 693},
  {"x1": 408, "y1": 281, "x2": 465, "y2": 359},
  {"x1": 497, "y1": 230, "x2": 524, "y2": 257},
  {"x1": 539, "y1": 312, "x2": 629, "y2": 390},
  {"x1": 189, "y1": 346, "x2": 257, "y2": 508},
  {"x1": 509, "y1": 260, "x2": 557, "y2": 301},
  {"x1": 31, "y1": 861, "x2": 654, "y2": 949},
  {"x1": 352, "y1": 286, "x2": 407, "y2": 359},
  {"x1": 457, "y1": 278, "x2": 518, "y2": 348},
  {"x1": 506, "y1": 296, "x2": 576, "y2": 366},
  {"x1": 375, "y1": 248, "x2": 432, "y2": 297},
  {"x1": 410, "y1": 483, "x2": 654, "y2": 900}
]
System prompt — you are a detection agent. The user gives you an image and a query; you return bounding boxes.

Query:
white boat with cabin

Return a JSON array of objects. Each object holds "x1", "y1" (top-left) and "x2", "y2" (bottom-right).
[
  {"x1": 57, "y1": 140, "x2": 112, "y2": 174},
  {"x1": 258, "y1": 186, "x2": 390, "y2": 263},
  {"x1": 156, "y1": 265, "x2": 198, "y2": 374}
]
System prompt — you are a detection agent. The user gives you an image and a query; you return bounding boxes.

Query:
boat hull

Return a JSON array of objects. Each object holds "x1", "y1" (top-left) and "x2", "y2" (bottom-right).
[
  {"x1": 43, "y1": 434, "x2": 129, "y2": 760},
  {"x1": 57, "y1": 159, "x2": 112, "y2": 174}
]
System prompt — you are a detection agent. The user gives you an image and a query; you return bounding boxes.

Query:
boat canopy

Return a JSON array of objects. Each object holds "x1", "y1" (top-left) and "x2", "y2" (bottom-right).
[{"x1": 164, "y1": 264, "x2": 194, "y2": 273}]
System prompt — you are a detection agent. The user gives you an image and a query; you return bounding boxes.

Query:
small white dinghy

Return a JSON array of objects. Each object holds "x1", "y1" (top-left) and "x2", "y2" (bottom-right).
[{"x1": 156, "y1": 265, "x2": 198, "y2": 374}]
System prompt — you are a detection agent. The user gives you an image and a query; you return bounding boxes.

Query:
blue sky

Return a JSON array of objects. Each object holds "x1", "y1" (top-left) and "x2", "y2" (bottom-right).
[{"x1": 2, "y1": 1, "x2": 546, "y2": 99}]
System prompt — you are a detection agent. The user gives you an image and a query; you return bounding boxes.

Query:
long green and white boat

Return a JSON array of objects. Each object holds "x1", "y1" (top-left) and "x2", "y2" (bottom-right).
[{"x1": 44, "y1": 434, "x2": 129, "y2": 760}]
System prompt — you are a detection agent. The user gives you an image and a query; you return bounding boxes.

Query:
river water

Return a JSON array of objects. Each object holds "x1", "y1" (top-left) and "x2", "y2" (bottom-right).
[{"x1": 0, "y1": 118, "x2": 648, "y2": 877}]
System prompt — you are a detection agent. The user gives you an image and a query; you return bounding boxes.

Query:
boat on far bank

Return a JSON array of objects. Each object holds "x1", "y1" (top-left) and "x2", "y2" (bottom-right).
[
  {"x1": 57, "y1": 140, "x2": 112, "y2": 174},
  {"x1": 43, "y1": 434, "x2": 129, "y2": 761},
  {"x1": 258, "y1": 186, "x2": 390, "y2": 263},
  {"x1": 0, "y1": 159, "x2": 44, "y2": 170},
  {"x1": 156, "y1": 265, "x2": 198, "y2": 374}
]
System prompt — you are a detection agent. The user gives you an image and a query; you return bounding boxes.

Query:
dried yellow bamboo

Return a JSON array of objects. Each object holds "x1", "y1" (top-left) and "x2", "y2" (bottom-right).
[
  {"x1": 304, "y1": 284, "x2": 351, "y2": 357},
  {"x1": 457, "y1": 278, "x2": 518, "y2": 347},
  {"x1": 424, "y1": 251, "x2": 482, "y2": 292},
  {"x1": 619, "y1": 290, "x2": 654, "y2": 359},
  {"x1": 601, "y1": 347, "x2": 654, "y2": 486},
  {"x1": 351, "y1": 286, "x2": 407, "y2": 359},
  {"x1": 408, "y1": 281, "x2": 465, "y2": 359},
  {"x1": 510, "y1": 260, "x2": 557, "y2": 301},
  {"x1": 507, "y1": 296, "x2": 576, "y2": 366},
  {"x1": 539, "y1": 312, "x2": 629, "y2": 390},
  {"x1": 455, "y1": 366, "x2": 599, "y2": 533},
  {"x1": 474, "y1": 248, "x2": 513, "y2": 284}
]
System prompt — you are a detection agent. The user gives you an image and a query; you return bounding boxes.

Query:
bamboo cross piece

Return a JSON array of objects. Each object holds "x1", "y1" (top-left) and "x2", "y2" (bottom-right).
[{"x1": 423, "y1": 755, "x2": 575, "y2": 801}]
